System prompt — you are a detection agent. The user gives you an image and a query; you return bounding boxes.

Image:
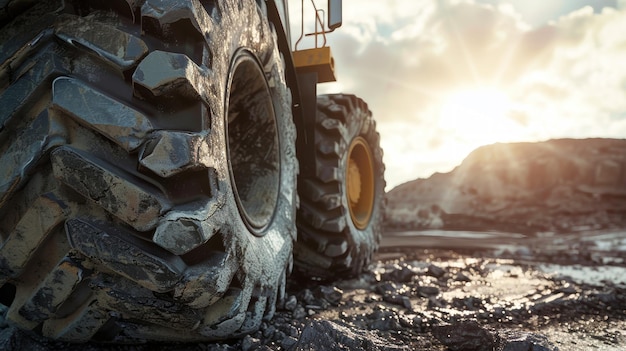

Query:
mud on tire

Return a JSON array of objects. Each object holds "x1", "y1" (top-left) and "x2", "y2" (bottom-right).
[
  {"x1": 0, "y1": 0, "x2": 296, "y2": 342},
  {"x1": 295, "y1": 94, "x2": 385, "y2": 279}
]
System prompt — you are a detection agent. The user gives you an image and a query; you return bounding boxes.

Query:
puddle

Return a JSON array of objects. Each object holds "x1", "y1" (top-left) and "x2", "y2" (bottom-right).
[
  {"x1": 538, "y1": 264, "x2": 626, "y2": 287},
  {"x1": 390, "y1": 230, "x2": 527, "y2": 239}
]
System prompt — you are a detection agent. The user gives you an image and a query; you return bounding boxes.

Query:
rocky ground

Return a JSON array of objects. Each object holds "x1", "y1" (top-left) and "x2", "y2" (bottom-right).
[{"x1": 2, "y1": 229, "x2": 625, "y2": 350}]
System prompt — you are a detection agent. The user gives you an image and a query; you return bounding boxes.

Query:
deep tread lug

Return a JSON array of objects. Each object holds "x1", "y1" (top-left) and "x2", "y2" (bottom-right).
[
  {"x1": 19, "y1": 254, "x2": 86, "y2": 322},
  {"x1": 293, "y1": 244, "x2": 332, "y2": 270},
  {"x1": 52, "y1": 77, "x2": 154, "y2": 152},
  {"x1": 0, "y1": 110, "x2": 67, "y2": 207},
  {"x1": 140, "y1": 130, "x2": 211, "y2": 177},
  {"x1": 175, "y1": 251, "x2": 237, "y2": 308},
  {"x1": 324, "y1": 241, "x2": 348, "y2": 257},
  {"x1": 66, "y1": 218, "x2": 186, "y2": 292},
  {"x1": 132, "y1": 50, "x2": 207, "y2": 100},
  {"x1": 0, "y1": 193, "x2": 68, "y2": 284},
  {"x1": 238, "y1": 295, "x2": 267, "y2": 334},
  {"x1": 0, "y1": 51, "x2": 67, "y2": 134},
  {"x1": 93, "y1": 274, "x2": 201, "y2": 330},
  {"x1": 154, "y1": 197, "x2": 224, "y2": 255},
  {"x1": 0, "y1": 2, "x2": 58, "y2": 68},
  {"x1": 197, "y1": 289, "x2": 247, "y2": 338},
  {"x1": 55, "y1": 14, "x2": 148, "y2": 71},
  {"x1": 141, "y1": 0, "x2": 217, "y2": 39},
  {"x1": 42, "y1": 300, "x2": 110, "y2": 342},
  {"x1": 51, "y1": 146, "x2": 171, "y2": 231},
  {"x1": 315, "y1": 163, "x2": 341, "y2": 183}
]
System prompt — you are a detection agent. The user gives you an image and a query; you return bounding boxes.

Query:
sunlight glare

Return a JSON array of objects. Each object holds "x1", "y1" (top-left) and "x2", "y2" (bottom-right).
[{"x1": 439, "y1": 88, "x2": 522, "y2": 148}]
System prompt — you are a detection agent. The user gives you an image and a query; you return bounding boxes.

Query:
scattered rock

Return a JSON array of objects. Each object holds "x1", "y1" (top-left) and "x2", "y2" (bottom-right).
[
  {"x1": 281, "y1": 336, "x2": 298, "y2": 350},
  {"x1": 368, "y1": 309, "x2": 402, "y2": 331},
  {"x1": 375, "y1": 282, "x2": 414, "y2": 308},
  {"x1": 241, "y1": 335, "x2": 261, "y2": 351},
  {"x1": 452, "y1": 297, "x2": 484, "y2": 310},
  {"x1": 427, "y1": 264, "x2": 446, "y2": 279},
  {"x1": 417, "y1": 285, "x2": 440, "y2": 297},
  {"x1": 499, "y1": 331, "x2": 558, "y2": 351},
  {"x1": 455, "y1": 272, "x2": 472, "y2": 282},
  {"x1": 284, "y1": 295, "x2": 298, "y2": 311},
  {"x1": 292, "y1": 306, "x2": 307, "y2": 320},
  {"x1": 2, "y1": 238, "x2": 624, "y2": 351},
  {"x1": 381, "y1": 264, "x2": 416, "y2": 283},
  {"x1": 313, "y1": 286, "x2": 343, "y2": 305},
  {"x1": 432, "y1": 321, "x2": 497, "y2": 351},
  {"x1": 300, "y1": 289, "x2": 315, "y2": 305},
  {"x1": 290, "y1": 320, "x2": 409, "y2": 351}
]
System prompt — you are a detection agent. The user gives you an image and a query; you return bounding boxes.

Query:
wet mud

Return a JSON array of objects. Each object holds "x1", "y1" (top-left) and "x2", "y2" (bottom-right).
[{"x1": 1, "y1": 230, "x2": 625, "y2": 350}]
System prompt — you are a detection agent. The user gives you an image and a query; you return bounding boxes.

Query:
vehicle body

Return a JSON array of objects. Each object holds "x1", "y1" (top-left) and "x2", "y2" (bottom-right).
[{"x1": 0, "y1": 0, "x2": 385, "y2": 342}]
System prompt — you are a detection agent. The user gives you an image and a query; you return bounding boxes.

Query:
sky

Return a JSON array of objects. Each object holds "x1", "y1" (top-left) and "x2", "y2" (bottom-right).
[{"x1": 290, "y1": 0, "x2": 626, "y2": 189}]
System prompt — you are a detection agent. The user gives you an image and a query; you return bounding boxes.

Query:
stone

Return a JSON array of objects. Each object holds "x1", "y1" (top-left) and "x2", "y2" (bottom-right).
[
  {"x1": 313, "y1": 286, "x2": 343, "y2": 305},
  {"x1": 455, "y1": 272, "x2": 472, "y2": 282},
  {"x1": 292, "y1": 306, "x2": 307, "y2": 320},
  {"x1": 499, "y1": 331, "x2": 557, "y2": 351},
  {"x1": 299, "y1": 289, "x2": 315, "y2": 305},
  {"x1": 368, "y1": 310, "x2": 401, "y2": 331},
  {"x1": 290, "y1": 320, "x2": 409, "y2": 351},
  {"x1": 281, "y1": 336, "x2": 298, "y2": 350},
  {"x1": 427, "y1": 264, "x2": 446, "y2": 279},
  {"x1": 381, "y1": 264, "x2": 416, "y2": 283},
  {"x1": 284, "y1": 295, "x2": 298, "y2": 312},
  {"x1": 432, "y1": 321, "x2": 496, "y2": 351},
  {"x1": 418, "y1": 286, "x2": 440, "y2": 297},
  {"x1": 241, "y1": 335, "x2": 261, "y2": 351}
]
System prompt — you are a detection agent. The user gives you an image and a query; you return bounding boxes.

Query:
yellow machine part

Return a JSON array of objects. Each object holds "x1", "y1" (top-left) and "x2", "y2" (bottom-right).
[
  {"x1": 293, "y1": 46, "x2": 337, "y2": 83},
  {"x1": 346, "y1": 137, "x2": 375, "y2": 230}
]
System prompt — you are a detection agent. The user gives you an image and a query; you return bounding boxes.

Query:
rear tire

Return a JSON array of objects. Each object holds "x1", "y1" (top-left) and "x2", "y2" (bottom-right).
[
  {"x1": 0, "y1": 0, "x2": 296, "y2": 342},
  {"x1": 295, "y1": 94, "x2": 385, "y2": 279}
]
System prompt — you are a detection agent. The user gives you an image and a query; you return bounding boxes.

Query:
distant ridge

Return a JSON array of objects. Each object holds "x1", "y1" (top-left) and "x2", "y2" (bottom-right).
[{"x1": 385, "y1": 138, "x2": 626, "y2": 234}]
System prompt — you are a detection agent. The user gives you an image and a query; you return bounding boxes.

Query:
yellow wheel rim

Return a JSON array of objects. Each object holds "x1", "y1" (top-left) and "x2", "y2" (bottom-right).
[{"x1": 346, "y1": 137, "x2": 375, "y2": 230}]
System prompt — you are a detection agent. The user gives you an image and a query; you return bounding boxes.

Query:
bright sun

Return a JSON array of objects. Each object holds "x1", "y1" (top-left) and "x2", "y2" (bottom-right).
[{"x1": 439, "y1": 88, "x2": 522, "y2": 148}]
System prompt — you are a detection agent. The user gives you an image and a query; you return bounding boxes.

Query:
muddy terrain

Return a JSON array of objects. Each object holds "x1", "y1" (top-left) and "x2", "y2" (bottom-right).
[{"x1": 2, "y1": 228, "x2": 625, "y2": 350}]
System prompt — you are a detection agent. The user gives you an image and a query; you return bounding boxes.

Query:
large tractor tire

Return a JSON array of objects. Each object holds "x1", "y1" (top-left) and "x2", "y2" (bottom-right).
[
  {"x1": 0, "y1": 0, "x2": 297, "y2": 342},
  {"x1": 295, "y1": 94, "x2": 385, "y2": 279}
]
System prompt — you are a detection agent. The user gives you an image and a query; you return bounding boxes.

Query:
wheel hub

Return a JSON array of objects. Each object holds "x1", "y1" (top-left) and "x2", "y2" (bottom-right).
[
  {"x1": 226, "y1": 50, "x2": 280, "y2": 234},
  {"x1": 346, "y1": 137, "x2": 375, "y2": 230}
]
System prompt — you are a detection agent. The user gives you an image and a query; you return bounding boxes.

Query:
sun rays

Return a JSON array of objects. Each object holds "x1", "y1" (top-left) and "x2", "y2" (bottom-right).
[
  {"x1": 319, "y1": 1, "x2": 626, "y2": 188},
  {"x1": 440, "y1": 89, "x2": 517, "y2": 139}
]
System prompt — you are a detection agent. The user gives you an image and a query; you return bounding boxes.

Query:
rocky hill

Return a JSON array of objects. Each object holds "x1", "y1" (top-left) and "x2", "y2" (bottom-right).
[{"x1": 385, "y1": 138, "x2": 626, "y2": 233}]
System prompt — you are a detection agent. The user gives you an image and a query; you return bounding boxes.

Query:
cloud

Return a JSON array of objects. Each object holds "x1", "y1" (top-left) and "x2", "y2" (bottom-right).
[
  {"x1": 512, "y1": 6, "x2": 626, "y2": 137},
  {"x1": 290, "y1": 0, "x2": 626, "y2": 188},
  {"x1": 314, "y1": 0, "x2": 539, "y2": 132}
]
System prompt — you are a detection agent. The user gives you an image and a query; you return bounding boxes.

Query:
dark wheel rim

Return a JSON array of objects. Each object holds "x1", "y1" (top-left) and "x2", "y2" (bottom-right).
[
  {"x1": 226, "y1": 50, "x2": 280, "y2": 234},
  {"x1": 346, "y1": 136, "x2": 375, "y2": 230}
]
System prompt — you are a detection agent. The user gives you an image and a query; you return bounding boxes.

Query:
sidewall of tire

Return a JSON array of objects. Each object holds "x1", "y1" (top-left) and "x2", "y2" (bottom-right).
[{"x1": 200, "y1": 0, "x2": 297, "y2": 336}]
